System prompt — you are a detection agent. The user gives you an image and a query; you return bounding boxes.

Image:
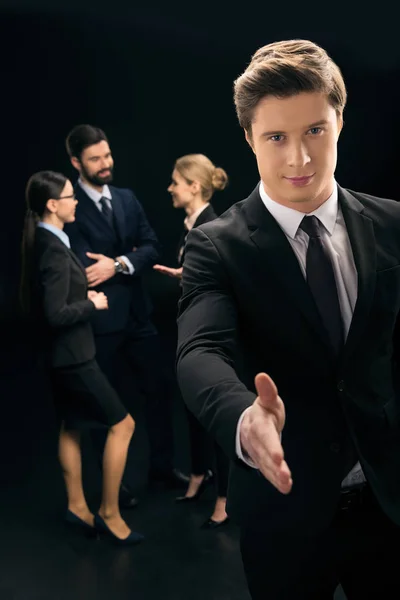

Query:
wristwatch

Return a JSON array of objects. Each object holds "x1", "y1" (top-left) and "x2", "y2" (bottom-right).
[{"x1": 114, "y1": 259, "x2": 124, "y2": 274}]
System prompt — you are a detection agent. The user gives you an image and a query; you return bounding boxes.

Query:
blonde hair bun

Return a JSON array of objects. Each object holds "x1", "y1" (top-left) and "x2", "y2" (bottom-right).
[{"x1": 212, "y1": 167, "x2": 229, "y2": 191}]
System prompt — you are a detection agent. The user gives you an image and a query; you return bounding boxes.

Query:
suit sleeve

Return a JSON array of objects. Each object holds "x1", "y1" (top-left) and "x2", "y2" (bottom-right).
[
  {"x1": 176, "y1": 228, "x2": 256, "y2": 461},
  {"x1": 123, "y1": 192, "x2": 160, "y2": 275},
  {"x1": 39, "y1": 246, "x2": 95, "y2": 328}
]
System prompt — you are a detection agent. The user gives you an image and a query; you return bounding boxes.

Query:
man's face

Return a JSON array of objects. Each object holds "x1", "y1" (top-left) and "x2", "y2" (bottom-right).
[
  {"x1": 76, "y1": 140, "x2": 114, "y2": 187},
  {"x1": 246, "y1": 92, "x2": 343, "y2": 211}
]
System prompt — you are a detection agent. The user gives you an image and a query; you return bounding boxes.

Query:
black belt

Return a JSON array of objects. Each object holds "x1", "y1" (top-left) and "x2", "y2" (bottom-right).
[{"x1": 338, "y1": 482, "x2": 369, "y2": 511}]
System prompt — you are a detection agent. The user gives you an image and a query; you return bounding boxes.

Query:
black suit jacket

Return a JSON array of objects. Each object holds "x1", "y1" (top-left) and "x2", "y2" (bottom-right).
[
  {"x1": 64, "y1": 184, "x2": 160, "y2": 335},
  {"x1": 33, "y1": 227, "x2": 96, "y2": 368},
  {"x1": 176, "y1": 184, "x2": 400, "y2": 534},
  {"x1": 177, "y1": 204, "x2": 218, "y2": 267}
]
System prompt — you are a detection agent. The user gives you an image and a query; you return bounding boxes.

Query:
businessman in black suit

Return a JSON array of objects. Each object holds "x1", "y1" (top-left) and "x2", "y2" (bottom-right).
[
  {"x1": 64, "y1": 125, "x2": 188, "y2": 506},
  {"x1": 176, "y1": 40, "x2": 400, "y2": 599}
]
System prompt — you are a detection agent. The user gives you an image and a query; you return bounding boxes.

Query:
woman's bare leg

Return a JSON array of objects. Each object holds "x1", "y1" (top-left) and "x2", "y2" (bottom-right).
[
  {"x1": 98, "y1": 414, "x2": 136, "y2": 539},
  {"x1": 59, "y1": 424, "x2": 94, "y2": 526}
]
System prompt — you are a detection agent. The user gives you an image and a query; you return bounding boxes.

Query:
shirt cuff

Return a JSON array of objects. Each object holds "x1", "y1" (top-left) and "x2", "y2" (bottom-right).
[
  {"x1": 235, "y1": 407, "x2": 258, "y2": 468},
  {"x1": 119, "y1": 255, "x2": 135, "y2": 275}
]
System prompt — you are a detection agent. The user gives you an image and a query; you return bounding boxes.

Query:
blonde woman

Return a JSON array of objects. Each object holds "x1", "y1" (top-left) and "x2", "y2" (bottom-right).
[{"x1": 154, "y1": 154, "x2": 231, "y2": 528}]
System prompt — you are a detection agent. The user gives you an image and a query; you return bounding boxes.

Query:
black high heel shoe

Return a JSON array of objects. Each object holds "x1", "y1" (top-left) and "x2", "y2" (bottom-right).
[
  {"x1": 64, "y1": 510, "x2": 97, "y2": 538},
  {"x1": 175, "y1": 476, "x2": 211, "y2": 503},
  {"x1": 94, "y1": 514, "x2": 144, "y2": 546},
  {"x1": 201, "y1": 516, "x2": 230, "y2": 530}
]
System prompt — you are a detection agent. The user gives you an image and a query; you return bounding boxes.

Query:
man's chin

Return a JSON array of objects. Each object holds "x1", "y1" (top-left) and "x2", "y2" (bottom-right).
[{"x1": 93, "y1": 175, "x2": 113, "y2": 186}]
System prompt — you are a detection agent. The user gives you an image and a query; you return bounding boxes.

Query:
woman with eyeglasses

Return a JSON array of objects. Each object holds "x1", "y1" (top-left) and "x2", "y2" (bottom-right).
[{"x1": 20, "y1": 170, "x2": 143, "y2": 545}]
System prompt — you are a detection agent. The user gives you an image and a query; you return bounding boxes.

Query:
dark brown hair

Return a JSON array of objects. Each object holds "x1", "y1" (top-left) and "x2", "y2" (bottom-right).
[
  {"x1": 66, "y1": 124, "x2": 108, "y2": 159},
  {"x1": 233, "y1": 39, "x2": 347, "y2": 136}
]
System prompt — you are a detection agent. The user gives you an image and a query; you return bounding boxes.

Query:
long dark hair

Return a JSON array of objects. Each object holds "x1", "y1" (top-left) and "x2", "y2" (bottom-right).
[{"x1": 19, "y1": 170, "x2": 68, "y2": 314}]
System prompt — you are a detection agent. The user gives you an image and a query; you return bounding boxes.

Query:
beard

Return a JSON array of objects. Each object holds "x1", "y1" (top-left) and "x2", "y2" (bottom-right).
[{"x1": 81, "y1": 163, "x2": 114, "y2": 187}]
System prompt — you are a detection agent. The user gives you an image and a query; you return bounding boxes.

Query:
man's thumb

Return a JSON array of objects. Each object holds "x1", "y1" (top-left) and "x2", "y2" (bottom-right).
[{"x1": 255, "y1": 372, "x2": 278, "y2": 409}]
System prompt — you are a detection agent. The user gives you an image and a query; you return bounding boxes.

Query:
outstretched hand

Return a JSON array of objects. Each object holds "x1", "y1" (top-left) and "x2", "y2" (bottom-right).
[
  {"x1": 153, "y1": 265, "x2": 183, "y2": 280},
  {"x1": 240, "y1": 373, "x2": 292, "y2": 494}
]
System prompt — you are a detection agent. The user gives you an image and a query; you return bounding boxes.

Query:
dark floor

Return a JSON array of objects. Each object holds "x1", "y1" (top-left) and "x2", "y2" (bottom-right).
[
  {"x1": 0, "y1": 324, "x2": 346, "y2": 600},
  {"x1": 0, "y1": 478, "x2": 248, "y2": 600}
]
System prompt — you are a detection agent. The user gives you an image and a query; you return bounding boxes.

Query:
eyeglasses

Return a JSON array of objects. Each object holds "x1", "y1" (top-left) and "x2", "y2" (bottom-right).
[{"x1": 59, "y1": 194, "x2": 77, "y2": 200}]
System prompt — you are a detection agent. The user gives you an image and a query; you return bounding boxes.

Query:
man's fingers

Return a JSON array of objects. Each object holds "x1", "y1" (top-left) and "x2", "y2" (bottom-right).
[
  {"x1": 255, "y1": 373, "x2": 279, "y2": 410},
  {"x1": 154, "y1": 265, "x2": 173, "y2": 274},
  {"x1": 240, "y1": 376, "x2": 290, "y2": 495},
  {"x1": 86, "y1": 252, "x2": 101, "y2": 260},
  {"x1": 259, "y1": 459, "x2": 292, "y2": 494},
  {"x1": 275, "y1": 458, "x2": 291, "y2": 482},
  {"x1": 275, "y1": 461, "x2": 292, "y2": 494},
  {"x1": 255, "y1": 422, "x2": 284, "y2": 469},
  {"x1": 88, "y1": 279, "x2": 102, "y2": 288},
  {"x1": 249, "y1": 418, "x2": 292, "y2": 493},
  {"x1": 256, "y1": 460, "x2": 292, "y2": 494}
]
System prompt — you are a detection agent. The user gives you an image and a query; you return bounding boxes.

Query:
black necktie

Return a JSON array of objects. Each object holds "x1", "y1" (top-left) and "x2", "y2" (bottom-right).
[
  {"x1": 99, "y1": 197, "x2": 114, "y2": 228},
  {"x1": 299, "y1": 215, "x2": 344, "y2": 355}
]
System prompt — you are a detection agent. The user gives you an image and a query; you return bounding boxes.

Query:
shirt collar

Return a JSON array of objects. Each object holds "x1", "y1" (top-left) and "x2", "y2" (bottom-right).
[
  {"x1": 37, "y1": 222, "x2": 71, "y2": 248},
  {"x1": 184, "y1": 203, "x2": 210, "y2": 231},
  {"x1": 78, "y1": 178, "x2": 112, "y2": 203},
  {"x1": 258, "y1": 181, "x2": 338, "y2": 239}
]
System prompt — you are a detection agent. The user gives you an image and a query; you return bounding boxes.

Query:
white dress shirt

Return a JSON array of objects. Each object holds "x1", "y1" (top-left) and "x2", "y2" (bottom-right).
[
  {"x1": 178, "y1": 203, "x2": 211, "y2": 263},
  {"x1": 78, "y1": 179, "x2": 134, "y2": 275},
  {"x1": 235, "y1": 181, "x2": 365, "y2": 488},
  {"x1": 184, "y1": 203, "x2": 210, "y2": 232}
]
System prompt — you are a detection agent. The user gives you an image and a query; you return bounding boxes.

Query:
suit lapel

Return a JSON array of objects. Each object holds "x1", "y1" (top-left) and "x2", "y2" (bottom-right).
[
  {"x1": 338, "y1": 186, "x2": 377, "y2": 362},
  {"x1": 244, "y1": 185, "x2": 377, "y2": 362},
  {"x1": 177, "y1": 230, "x2": 187, "y2": 263},
  {"x1": 75, "y1": 183, "x2": 117, "y2": 242},
  {"x1": 178, "y1": 206, "x2": 218, "y2": 264},
  {"x1": 244, "y1": 188, "x2": 334, "y2": 355},
  {"x1": 193, "y1": 205, "x2": 217, "y2": 227},
  {"x1": 38, "y1": 227, "x2": 87, "y2": 278},
  {"x1": 68, "y1": 247, "x2": 87, "y2": 278},
  {"x1": 108, "y1": 187, "x2": 125, "y2": 244}
]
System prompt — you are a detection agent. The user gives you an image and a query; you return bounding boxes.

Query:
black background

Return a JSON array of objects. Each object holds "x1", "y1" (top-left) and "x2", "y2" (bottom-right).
[
  {"x1": 1, "y1": 2, "x2": 400, "y2": 339},
  {"x1": 0, "y1": 7, "x2": 398, "y2": 599},
  {"x1": 1, "y1": 0, "x2": 399, "y2": 469}
]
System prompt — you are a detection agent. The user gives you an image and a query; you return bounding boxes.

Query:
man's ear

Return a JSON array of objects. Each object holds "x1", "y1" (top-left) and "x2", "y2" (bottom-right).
[
  {"x1": 245, "y1": 129, "x2": 255, "y2": 154},
  {"x1": 70, "y1": 156, "x2": 81, "y2": 172},
  {"x1": 336, "y1": 113, "x2": 344, "y2": 139}
]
